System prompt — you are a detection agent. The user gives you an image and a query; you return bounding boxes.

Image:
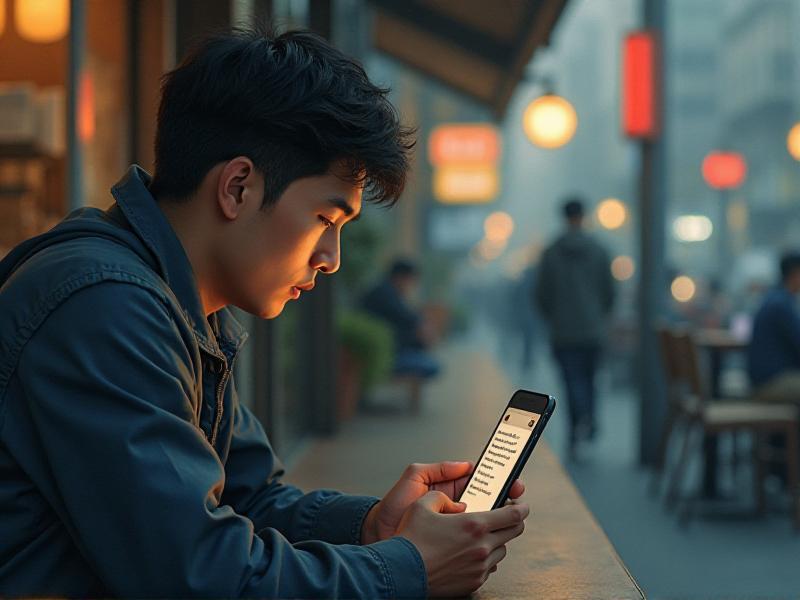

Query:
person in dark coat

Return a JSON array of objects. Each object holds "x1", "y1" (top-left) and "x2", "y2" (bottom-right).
[{"x1": 535, "y1": 198, "x2": 614, "y2": 457}]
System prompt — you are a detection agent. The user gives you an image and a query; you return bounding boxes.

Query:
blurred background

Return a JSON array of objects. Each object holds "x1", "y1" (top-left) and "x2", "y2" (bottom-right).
[{"x1": 2, "y1": 0, "x2": 800, "y2": 597}]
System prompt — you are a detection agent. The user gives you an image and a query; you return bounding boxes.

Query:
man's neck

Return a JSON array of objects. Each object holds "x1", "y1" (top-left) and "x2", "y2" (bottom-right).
[{"x1": 158, "y1": 198, "x2": 224, "y2": 316}]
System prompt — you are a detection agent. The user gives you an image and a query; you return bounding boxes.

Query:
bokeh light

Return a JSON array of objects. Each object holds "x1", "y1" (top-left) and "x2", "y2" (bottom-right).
[
  {"x1": 671, "y1": 275, "x2": 696, "y2": 303},
  {"x1": 702, "y1": 151, "x2": 747, "y2": 190},
  {"x1": 16, "y1": 0, "x2": 70, "y2": 43},
  {"x1": 522, "y1": 94, "x2": 578, "y2": 149},
  {"x1": 484, "y1": 211, "x2": 515, "y2": 243},
  {"x1": 728, "y1": 201, "x2": 748, "y2": 232},
  {"x1": 673, "y1": 215, "x2": 713, "y2": 242},
  {"x1": 596, "y1": 198, "x2": 627, "y2": 229},
  {"x1": 472, "y1": 238, "x2": 506, "y2": 263},
  {"x1": 787, "y1": 123, "x2": 800, "y2": 161},
  {"x1": 611, "y1": 255, "x2": 635, "y2": 281}
]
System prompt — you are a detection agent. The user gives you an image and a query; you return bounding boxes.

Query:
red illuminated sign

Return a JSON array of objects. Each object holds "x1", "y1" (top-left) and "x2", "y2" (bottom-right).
[
  {"x1": 702, "y1": 152, "x2": 747, "y2": 190},
  {"x1": 428, "y1": 124, "x2": 501, "y2": 167},
  {"x1": 623, "y1": 31, "x2": 659, "y2": 139}
]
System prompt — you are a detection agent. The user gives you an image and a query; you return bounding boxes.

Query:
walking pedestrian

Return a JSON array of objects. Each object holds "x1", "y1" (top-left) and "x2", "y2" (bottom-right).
[{"x1": 535, "y1": 198, "x2": 614, "y2": 459}]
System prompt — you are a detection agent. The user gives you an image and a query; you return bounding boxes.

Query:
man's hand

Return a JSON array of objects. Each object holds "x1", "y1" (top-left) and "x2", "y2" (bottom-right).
[
  {"x1": 396, "y1": 491, "x2": 529, "y2": 597},
  {"x1": 361, "y1": 462, "x2": 525, "y2": 544}
]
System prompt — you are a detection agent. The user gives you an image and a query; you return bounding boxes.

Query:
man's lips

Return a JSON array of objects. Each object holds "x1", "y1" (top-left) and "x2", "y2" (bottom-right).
[{"x1": 290, "y1": 281, "x2": 315, "y2": 300}]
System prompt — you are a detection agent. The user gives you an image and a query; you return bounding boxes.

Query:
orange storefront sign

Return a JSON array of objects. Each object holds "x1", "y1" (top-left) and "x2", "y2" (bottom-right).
[
  {"x1": 429, "y1": 124, "x2": 501, "y2": 204},
  {"x1": 433, "y1": 165, "x2": 499, "y2": 204}
]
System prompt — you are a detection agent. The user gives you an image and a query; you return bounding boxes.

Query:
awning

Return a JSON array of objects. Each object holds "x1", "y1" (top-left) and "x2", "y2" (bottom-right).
[{"x1": 368, "y1": 0, "x2": 569, "y2": 118}]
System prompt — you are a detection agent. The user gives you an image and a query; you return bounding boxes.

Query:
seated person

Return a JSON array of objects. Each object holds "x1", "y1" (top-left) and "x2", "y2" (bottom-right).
[
  {"x1": 361, "y1": 260, "x2": 441, "y2": 379},
  {"x1": 748, "y1": 251, "x2": 800, "y2": 404}
]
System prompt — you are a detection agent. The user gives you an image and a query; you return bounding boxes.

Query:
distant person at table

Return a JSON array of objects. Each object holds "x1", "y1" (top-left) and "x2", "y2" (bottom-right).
[
  {"x1": 362, "y1": 259, "x2": 440, "y2": 379},
  {"x1": 748, "y1": 251, "x2": 800, "y2": 404},
  {"x1": 535, "y1": 197, "x2": 615, "y2": 458}
]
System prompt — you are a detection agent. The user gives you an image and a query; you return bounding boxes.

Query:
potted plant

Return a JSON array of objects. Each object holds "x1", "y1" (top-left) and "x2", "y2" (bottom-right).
[{"x1": 336, "y1": 310, "x2": 394, "y2": 420}]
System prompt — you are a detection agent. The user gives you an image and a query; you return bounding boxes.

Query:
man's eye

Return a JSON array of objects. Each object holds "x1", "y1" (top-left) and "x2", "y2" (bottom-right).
[{"x1": 319, "y1": 216, "x2": 335, "y2": 230}]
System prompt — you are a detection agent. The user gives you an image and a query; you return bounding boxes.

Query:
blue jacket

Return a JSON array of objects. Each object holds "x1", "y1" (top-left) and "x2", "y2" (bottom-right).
[
  {"x1": 0, "y1": 166, "x2": 425, "y2": 598},
  {"x1": 748, "y1": 286, "x2": 800, "y2": 387}
]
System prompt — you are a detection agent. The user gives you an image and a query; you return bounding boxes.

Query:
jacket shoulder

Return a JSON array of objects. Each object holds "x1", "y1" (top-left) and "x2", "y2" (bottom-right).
[{"x1": 0, "y1": 236, "x2": 177, "y2": 400}]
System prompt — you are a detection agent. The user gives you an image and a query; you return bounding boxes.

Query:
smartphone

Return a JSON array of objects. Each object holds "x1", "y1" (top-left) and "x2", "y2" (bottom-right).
[{"x1": 458, "y1": 389, "x2": 556, "y2": 513}]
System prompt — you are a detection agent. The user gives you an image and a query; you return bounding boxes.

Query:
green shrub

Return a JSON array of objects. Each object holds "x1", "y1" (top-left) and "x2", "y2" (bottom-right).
[{"x1": 336, "y1": 310, "x2": 394, "y2": 390}]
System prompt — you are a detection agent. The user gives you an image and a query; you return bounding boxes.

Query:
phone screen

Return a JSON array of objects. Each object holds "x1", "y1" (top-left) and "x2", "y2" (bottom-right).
[{"x1": 461, "y1": 407, "x2": 541, "y2": 513}]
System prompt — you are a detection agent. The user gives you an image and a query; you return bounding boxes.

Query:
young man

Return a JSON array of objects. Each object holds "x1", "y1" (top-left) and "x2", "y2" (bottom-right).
[{"x1": 0, "y1": 29, "x2": 528, "y2": 598}]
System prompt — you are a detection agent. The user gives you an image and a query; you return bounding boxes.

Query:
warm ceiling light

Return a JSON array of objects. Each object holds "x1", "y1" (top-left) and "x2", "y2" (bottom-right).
[
  {"x1": 15, "y1": 0, "x2": 69, "y2": 43},
  {"x1": 596, "y1": 198, "x2": 627, "y2": 229},
  {"x1": 0, "y1": 0, "x2": 6, "y2": 37},
  {"x1": 523, "y1": 94, "x2": 578, "y2": 149}
]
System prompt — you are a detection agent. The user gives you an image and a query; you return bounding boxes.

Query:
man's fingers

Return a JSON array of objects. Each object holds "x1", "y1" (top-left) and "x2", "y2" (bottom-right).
[
  {"x1": 411, "y1": 461, "x2": 473, "y2": 484},
  {"x1": 487, "y1": 544, "x2": 507, "y2": 570},
  {"x1": 507, "y1": 479, "x2": 525, "y2": 499},
  {"x1": 418, "y1": 490, "x2": 466, "y2": 513},
  {"x1": 434, "y1": 472, "x2": 474, "y2": 501},
  {"x1": 488, "y1": 519, "x2": 526, "y2": 547},
  {"x1": 481, "y1": 503, "x2": 529, "y2": 532}
]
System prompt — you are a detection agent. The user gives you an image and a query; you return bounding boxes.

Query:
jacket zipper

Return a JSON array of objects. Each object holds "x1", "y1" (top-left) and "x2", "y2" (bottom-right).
[{"x1": 209, "y1": 366, "x2": 230, "y2": 448}]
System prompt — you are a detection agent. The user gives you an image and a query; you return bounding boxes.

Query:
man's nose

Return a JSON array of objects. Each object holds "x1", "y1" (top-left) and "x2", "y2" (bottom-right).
[{"x1": 311, "y1": 237, "x2": 341, "y2": 274}]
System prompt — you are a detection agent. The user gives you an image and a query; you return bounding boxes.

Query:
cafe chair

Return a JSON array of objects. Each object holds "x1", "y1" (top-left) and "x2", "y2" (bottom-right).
[
  {"x1": 664, "y1": 330, "x2": 800, "y2": 529},
  {"x1": 649, "y1": 325, "x2": 694, "y2": 497}
]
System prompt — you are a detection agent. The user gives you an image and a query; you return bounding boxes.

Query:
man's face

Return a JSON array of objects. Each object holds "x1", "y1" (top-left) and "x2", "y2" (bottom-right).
[{"x1": 218, "y1": 164, "x2": 362, "y2": 319}]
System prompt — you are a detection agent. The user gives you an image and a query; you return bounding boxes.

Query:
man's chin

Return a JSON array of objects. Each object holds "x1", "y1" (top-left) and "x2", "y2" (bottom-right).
[{"x1": 257, "y1": 299, "x2": 288, "y2": 320}]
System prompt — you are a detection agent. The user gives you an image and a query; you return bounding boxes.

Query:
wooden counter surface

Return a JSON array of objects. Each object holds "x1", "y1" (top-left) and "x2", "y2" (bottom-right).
[{"x1": 477, "y1": 442, "x2": 644, "y2": 599}]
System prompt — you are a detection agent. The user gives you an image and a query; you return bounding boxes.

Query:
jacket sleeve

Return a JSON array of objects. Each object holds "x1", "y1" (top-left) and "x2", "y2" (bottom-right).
[
  {"x1": 17, "y1": 282, "x2": 426, "y2": 599},
  {"x1": 220, "y1": 398, "x2": 381, "y2": 546}
]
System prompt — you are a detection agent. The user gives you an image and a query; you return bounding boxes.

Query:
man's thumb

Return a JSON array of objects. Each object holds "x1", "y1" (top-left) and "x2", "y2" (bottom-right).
[{"x1": 419, "y1": 490, "x2": 467, "y2": 514}]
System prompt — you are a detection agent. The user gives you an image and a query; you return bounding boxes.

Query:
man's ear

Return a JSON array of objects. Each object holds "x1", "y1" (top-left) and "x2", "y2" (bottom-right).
[{"x1": 217, "y1": 156, "x2": 256, "y2": 220}]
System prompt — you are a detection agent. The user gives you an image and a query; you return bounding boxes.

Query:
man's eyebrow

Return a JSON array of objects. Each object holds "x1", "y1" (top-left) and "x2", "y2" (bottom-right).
[{"x1": 327, "y1": 198, "x2": 361, "y2": 222}]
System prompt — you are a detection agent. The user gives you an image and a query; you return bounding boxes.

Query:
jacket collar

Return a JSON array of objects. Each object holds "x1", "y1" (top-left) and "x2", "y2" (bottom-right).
[{"x1": 110, "y1": 166, "x2": 247, "y2": 359}]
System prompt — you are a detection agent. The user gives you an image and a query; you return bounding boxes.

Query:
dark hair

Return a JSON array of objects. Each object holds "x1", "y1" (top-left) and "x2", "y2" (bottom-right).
[
  {"x1": 562, "y1": 197, "x2": 585, "y2": 219},
  {"x1": 780, "y1": 251, "x2": 800, "y2": 281},
  {"x1": 389, "y1": 259, "x2": 418, "y2": 279},
  {"x1": 149, "y1": 26, "x2": 415, "y2": 207}
]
